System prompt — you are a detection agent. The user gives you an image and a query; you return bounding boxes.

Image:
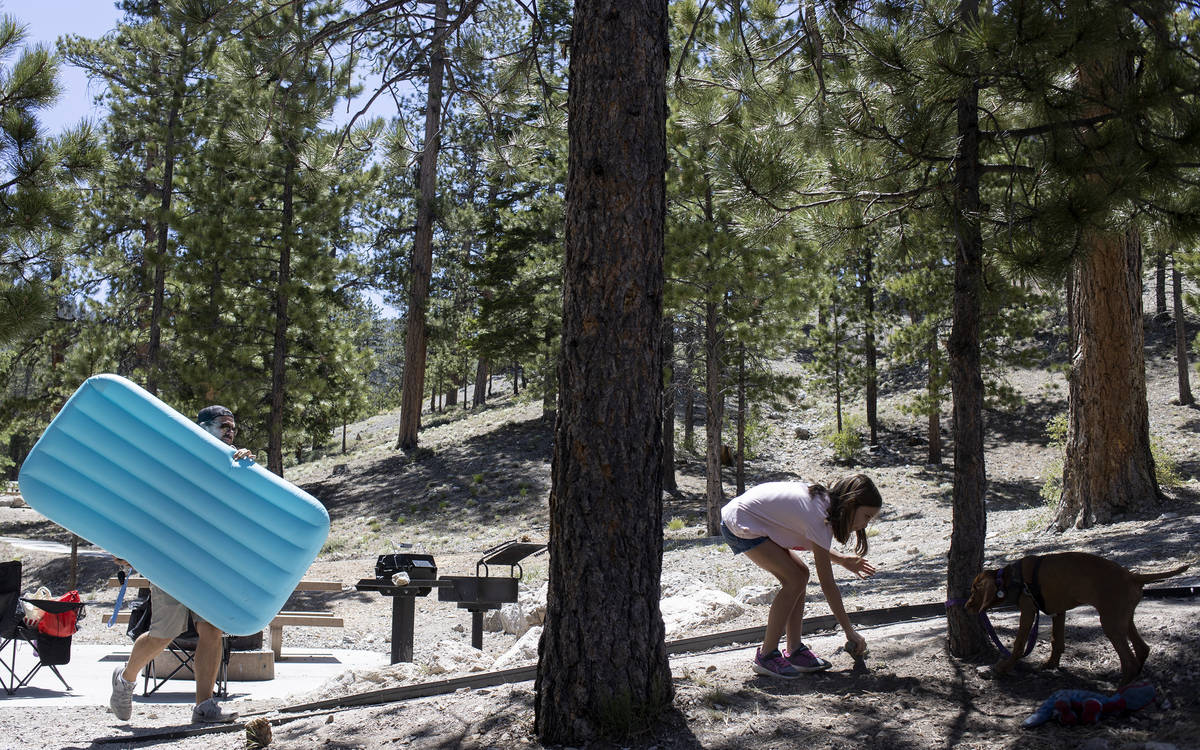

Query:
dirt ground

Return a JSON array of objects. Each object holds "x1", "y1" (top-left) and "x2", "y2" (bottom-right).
[{"x1": 1, "y1": 314, "x2": 1199, "y2": 749}]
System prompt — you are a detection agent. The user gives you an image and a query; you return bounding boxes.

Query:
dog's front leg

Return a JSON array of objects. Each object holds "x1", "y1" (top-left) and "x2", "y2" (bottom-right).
[
  {"x1": 994, "y1": 599, "x2": 1037, "y2": 675},
  {"x1": 1041, "y1": 612, "x2": 1064, "y2": 671}
]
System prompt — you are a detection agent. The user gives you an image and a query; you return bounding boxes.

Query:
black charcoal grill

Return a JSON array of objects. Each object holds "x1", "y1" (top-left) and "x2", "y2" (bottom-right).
[
  {"x1": 355, "y1": 541, "x2": 547, "y2": 663},
  {"x1": 355, "y1": 553, "x2": 439, "y2": 663}
]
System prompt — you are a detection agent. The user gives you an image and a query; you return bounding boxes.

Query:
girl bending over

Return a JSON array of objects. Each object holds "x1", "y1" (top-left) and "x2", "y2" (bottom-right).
[{"x1": 720, "y1": 474, "x2": 882, "y2": 679}]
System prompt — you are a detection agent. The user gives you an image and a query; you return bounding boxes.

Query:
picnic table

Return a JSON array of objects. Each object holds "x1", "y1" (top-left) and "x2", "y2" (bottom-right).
[{"x1": 107, "y1": 575, "x2": 345, "y2": 659}]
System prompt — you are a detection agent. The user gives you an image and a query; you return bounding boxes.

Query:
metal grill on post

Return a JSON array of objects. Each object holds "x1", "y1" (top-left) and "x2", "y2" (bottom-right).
[
  {"x1": 438, "y1": 541, "x2": 547, "y2": 649},
  {"x1": 355, "y1": 541, "x2": 547, "y2": 663}
]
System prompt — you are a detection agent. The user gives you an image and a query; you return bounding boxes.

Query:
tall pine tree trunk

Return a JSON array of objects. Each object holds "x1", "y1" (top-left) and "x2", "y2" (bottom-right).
[
  {"x1": 1172, "y1": 252, "x2": 1194, "y2": 406},
  {"x1": 1058, "y1": 43, "x2": 1161, "y2": 529},
  {"x1": 144, "y1": 84, "x2": 184, "y2": 397},
  {"x1": 946, "y1": 0, "x2": 988, "y2": 658},
  {"x1": 1155, "y1": 247, "x2": 1167, "y2": 317},
  {"x1": 542, "y1": 325, "x2": 556, "y2": 422},
  {"x1": 1059, "y1": 227, "x2": 1160, "y2": 526},
  {"x1": 683, "y1": 328, "x2": 696, "y2": 451},
  {"x1": 704, "y1": 298, "x2": 724, "y2": 536},
  {"x1": 927, "y1": 323, "x2": 942, "y2": 465},
  {"x1": 662, "y1": 317, "x2": 677, "y2": 492},
  {"x1": 833, "y1": 301, "x2": 843, "y2": 432},
  {"x1": 534, "y1": 0, "x2": 671, "y2": 736},
  {"x1": 735, "y1": 343, "x2": 746, "y2": 497},
  {"x1": 473, "y1": 358, "x2": 488, "y2": 407},
  {"x1": 396, "y1": 0, "x2": 447, "y2": 450},
  {"x1": 863, "y1": 247, "x2": 878, "y2": 445},
  {"x1": 268, "y1": 149, "x2": 295, "y2": 477}
]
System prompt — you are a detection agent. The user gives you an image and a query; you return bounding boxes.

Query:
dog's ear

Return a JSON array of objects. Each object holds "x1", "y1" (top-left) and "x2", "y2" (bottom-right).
[{"x1": 964, "y1": 571, "x2": 997, "y2": 613}]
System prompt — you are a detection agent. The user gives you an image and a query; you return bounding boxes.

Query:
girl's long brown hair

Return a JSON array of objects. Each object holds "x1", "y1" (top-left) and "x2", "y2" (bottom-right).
[{"x1": 815, "y1": 473, "x2": 883, "y2": 555}]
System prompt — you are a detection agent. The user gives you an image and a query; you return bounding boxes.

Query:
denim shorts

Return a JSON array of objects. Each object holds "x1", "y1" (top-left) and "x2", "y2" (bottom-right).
[{"x1": 720, "y1": 522, "x2": 768, "y2": 555}]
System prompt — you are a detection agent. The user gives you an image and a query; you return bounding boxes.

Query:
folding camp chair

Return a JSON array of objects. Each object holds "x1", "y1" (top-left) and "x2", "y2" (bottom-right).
[
  {"x1": 0, "y1": 560, "x2": 86, "y2": 695},
  {"x1": 126, "y1": 594, "x2": 229, "y2": 698}
]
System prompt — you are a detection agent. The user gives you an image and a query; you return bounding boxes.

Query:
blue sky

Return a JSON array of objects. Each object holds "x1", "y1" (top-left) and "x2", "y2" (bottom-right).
[
  {"x1": 7, "y1": 0, "x2": 123, "y2": 134},
  {"x1": 7, "y1": 1, "x2": 401, "y2": 317},
  {"x1": 7, "y1": 1, "x2": 395, "y2": 136}
]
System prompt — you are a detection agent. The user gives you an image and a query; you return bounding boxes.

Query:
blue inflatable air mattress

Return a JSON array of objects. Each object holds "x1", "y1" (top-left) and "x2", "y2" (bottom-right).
[{"x1": 17, "y1": 374, "x2": 330, "y2": 635}]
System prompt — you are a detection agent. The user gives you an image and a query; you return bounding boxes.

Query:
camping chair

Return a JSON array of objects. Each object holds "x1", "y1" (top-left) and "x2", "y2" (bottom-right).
[
  {"x1": 126, "y1": 594, "x2": 230, "y2": 698},
  {"x1": 0, "y1": 560, "x2": 87, "y2": 695}
]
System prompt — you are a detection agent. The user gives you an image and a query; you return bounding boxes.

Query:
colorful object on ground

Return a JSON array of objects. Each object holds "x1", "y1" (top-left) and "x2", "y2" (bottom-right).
[
  {"x1": 1021, "y1": 681, "x2": 1157, "y2": 727},
  {"x1": 17, "y1": 374, "x2": 329, "y2": 635}
]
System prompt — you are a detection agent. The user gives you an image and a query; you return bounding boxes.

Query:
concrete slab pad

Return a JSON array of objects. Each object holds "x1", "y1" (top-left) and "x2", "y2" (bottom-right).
[{"x1": 0, "y1": 644, "x2": 386, "y2": 708}]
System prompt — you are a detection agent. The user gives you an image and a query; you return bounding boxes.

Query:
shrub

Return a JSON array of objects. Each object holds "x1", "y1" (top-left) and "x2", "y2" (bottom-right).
[{"x1": 822, "y1": 415, "x2": 864, "y2": 463}]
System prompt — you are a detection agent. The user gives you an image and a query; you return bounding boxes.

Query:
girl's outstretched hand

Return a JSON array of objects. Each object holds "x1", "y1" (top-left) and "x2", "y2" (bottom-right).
[
  {"x1": 841, "y1": 556, "x2": 877, "y2": 579},
  {"x1": 846, "y1": 630, "x2": 867, "y2": 658}
]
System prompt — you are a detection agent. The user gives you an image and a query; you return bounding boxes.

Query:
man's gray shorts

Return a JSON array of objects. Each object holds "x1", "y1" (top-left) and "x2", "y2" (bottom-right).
[{"x1": 148, "y1": 583, "x2": 211, "y2": 638}]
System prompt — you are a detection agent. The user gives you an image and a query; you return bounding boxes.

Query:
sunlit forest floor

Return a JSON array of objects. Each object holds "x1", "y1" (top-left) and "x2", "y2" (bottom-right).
[{"x1": 2, "y1": 311, "x2": 1198, "y2": 748}]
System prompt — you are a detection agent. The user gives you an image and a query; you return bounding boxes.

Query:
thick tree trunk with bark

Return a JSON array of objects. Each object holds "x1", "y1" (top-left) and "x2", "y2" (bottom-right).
[
  {"x1": 1058, "y1": 44, "x2": 1162, "y2": 529},
  {"x1": 473, "y1": 358, "x2": 488, "y2": 407},
  {"x1": 396, "y1": 0, "x2": 447, "y2": 450},
  {"x1": 1172, "y1": 254, "x2": 1194, "y2": 406},
  {"x1": 533, "y1": 0, "x2": 671, "y2": 740},
  {"x1": 946, "y1": 0, "x2": 988, "y2": 658},
  {"x1": 1058, "y1": 226, "x2": 1161, "y2": 527}
]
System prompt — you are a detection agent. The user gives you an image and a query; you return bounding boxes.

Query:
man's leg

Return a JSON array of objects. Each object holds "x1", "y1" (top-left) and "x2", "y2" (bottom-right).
[
  {"x1": 190, "y1": 619, "x2": 238, "y2": 723},
  {"x1": 122, "y1": 633, "x2": 174, "y2": 683},
  {"x1": 111, "y1": 584, "x2": 191, "y2": 721},
  {"x1": 192, "y1": 621, "x2": 222, "y2": 704}
]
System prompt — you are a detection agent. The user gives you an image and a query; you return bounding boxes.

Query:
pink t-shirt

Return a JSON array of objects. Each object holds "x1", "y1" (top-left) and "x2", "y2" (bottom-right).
[{"x1": 721, "y1": 481, "x2": 834, "y2": 551}]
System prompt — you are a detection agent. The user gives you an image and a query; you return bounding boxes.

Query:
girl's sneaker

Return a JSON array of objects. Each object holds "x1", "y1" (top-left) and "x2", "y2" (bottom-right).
[
  {"x1": 752, "y1": 648, "x2": 803, "y2": 679},
  {"x1": 786, "y1": 645, "x2": 832, "y2": 672}
]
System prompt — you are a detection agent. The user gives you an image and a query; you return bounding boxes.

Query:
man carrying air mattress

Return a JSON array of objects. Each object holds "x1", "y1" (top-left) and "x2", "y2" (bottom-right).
[{"x1": 109, "y1": 405, "x2": 251, "y2": 725}]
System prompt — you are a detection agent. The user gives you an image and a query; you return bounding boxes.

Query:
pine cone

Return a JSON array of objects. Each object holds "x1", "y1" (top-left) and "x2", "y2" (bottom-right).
[{"x1": 245, "y1": 717, "x2": 273, "y2": 749}]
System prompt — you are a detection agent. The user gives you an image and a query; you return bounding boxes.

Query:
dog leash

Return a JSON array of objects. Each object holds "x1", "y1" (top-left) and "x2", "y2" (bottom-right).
[
  {"x1": 945, "y1": 598, "x2": 1039, "y2": 658},
  {"x1": 107, "y1": 568, "x2": 130, "y2": 628},
  {"x1": 980, "y1": 609, "x2": 1039, "y2": 658}
]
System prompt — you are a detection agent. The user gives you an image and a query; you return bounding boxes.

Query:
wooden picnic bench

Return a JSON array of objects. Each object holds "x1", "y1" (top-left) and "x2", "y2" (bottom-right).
[{"x1": 108, "y1": 576, "x2": 345, "y2": 660}]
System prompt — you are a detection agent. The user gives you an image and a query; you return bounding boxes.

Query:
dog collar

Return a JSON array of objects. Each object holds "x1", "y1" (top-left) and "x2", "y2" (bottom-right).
[{"x1": 994, "y1": 568, "x2": 1006, "y2": 600}]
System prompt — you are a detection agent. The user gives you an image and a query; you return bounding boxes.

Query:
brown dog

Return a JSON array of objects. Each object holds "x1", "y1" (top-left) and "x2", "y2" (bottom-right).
[{"x1": 965, "y1": 551, "x2": 1190, "y2": 684}]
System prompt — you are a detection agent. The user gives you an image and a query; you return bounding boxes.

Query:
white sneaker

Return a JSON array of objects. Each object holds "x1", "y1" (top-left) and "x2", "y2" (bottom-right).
[
  {"x1": 109, "y1": 666, "x2": 135, "y2": 721},
  {"x1": 192, "y1": 696, "x2": 239, "y2": 723}
]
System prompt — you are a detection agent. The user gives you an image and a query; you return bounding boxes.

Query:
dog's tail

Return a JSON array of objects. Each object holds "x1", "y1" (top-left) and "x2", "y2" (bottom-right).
[{"x1": 1132, "y1": 561, "x2": 1192, "y2": 584}]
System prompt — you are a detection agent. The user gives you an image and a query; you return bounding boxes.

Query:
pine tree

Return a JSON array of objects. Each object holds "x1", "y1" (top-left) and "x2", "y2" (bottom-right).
[
  {"x1": 62, "y1": 0, "x2": 221, "y2": 395},
  {"x1": 194, "y1": 0, "x2": 381, "y2": 474},
  {"x1": 534, "y1": 0, "x2": 672, "y2": 739},
  {"x1": 0, "y1": 12, "x2": 102, "y2": 474}
]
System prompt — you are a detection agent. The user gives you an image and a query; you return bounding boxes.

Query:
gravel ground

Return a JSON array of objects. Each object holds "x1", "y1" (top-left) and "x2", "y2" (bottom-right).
[{"x1": 1, "y1": 317, "x2": 1198, "y2": 749}]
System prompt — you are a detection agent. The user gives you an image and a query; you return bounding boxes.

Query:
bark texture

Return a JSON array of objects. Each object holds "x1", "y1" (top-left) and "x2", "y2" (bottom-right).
[
  {"x1": 946, "y1": 0, "x2": 988, "y2": 658},
  {"x1": 662, "y1": 318, "x2": 677, "y2": 492},
  {"x1": 534, "y1": 0, "x2": 672, "y2": 741},
  {"x1": 1058, "y1": 226, "x2": 1160, "y2": 527},
  {"x1": 396, "y1": 0, "x2": 447, "y2": 450},
  {"x1": 267, "y1": 149, "x2": 294, "y2": 477},
  {"x1": 1172, "y1": 255, "x2": 1194, "y2": 406},
  {"x1": 1058, "y1": 42, "x2": 1162, "y2": 528},
  {"x1": 704, "y1": 298, "x2": 723, "y2": 536}
]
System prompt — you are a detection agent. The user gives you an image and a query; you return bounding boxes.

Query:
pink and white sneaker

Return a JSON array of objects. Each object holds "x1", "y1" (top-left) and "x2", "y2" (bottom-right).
[{"x1": 785, "y1": 645, "x2": 832, "y2": 672}]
